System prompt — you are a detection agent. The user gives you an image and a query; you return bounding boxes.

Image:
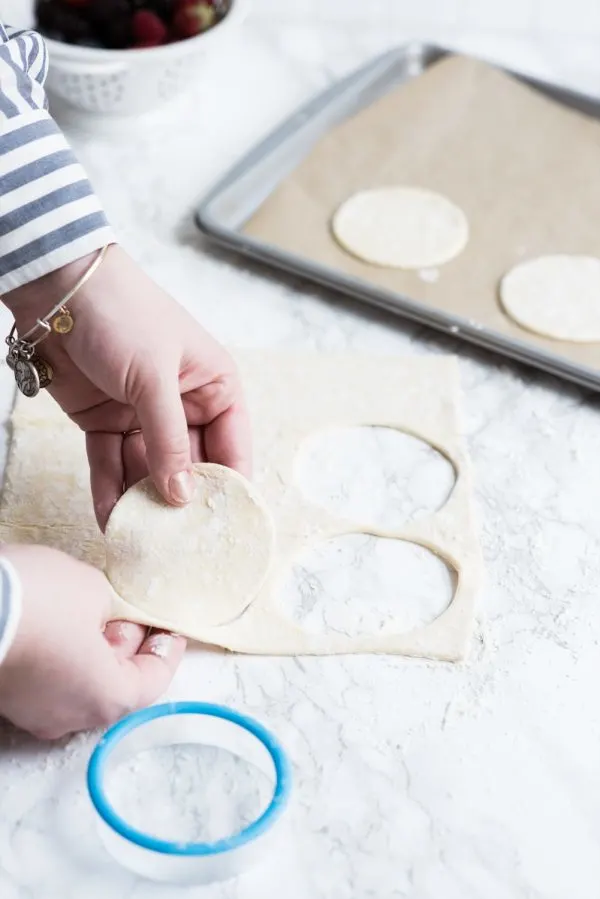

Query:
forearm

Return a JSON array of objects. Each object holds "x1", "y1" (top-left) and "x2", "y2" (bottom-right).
[
  {"x1": 0, "y1": 21, "x2": 114, "y2": 294},
  {"x1": 2, "y1": 249, "x2": 106, "y2": 328}
]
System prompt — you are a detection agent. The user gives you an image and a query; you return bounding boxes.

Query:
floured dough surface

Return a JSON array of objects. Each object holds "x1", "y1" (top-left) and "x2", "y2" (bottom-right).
[
  {"x1": 0, "y1": 353, "x2": 483, "y2": 661},
  {"x1": 105, "y1": 463, "x2": 275, "y2": 630},
  {"x1": 500, "y1": 255, "x2": 600, "y2": 342},
  {"x1": 331, "y1": 187, "x2": 469, "y2": 269}
]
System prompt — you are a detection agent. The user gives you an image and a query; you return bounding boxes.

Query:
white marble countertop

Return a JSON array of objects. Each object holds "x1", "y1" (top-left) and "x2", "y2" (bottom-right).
[{"x1": 3, "y1": 3, "x2": 600, "y2": 897}]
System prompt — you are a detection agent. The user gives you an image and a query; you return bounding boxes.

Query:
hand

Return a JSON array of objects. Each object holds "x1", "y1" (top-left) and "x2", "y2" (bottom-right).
[
  {"x1": 3, "y1": 246, "x2": 251, "y2": 529},
  {"x1": 0, "y1": 545, "x2": 186, "y2": 741}
]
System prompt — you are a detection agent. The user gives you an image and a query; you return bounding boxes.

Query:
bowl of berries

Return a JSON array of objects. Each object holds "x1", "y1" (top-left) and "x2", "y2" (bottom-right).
[{"x1": 14, "y1": 0, "x2": 247, "y2": 116}]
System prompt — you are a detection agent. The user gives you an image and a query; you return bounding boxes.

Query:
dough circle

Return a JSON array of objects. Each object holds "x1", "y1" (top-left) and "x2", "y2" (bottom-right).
[
  {"x1": 105, "y1": 463, "x2": 275, "y2": 630},
  {"x1": 500, "y1": 254, "x2": 600, "y2": 342},
  {"x1": 331, "y1": 186, "x2": 469, "y2": 269}
]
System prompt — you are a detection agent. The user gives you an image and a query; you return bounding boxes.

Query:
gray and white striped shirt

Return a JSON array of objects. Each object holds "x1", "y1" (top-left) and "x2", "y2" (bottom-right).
[
  {"x1": 0, "y1": 21, "x2": 114, "y2": 293},
  {"x1": 0, "y1": 557, "x2": 21, "y2": 667}
]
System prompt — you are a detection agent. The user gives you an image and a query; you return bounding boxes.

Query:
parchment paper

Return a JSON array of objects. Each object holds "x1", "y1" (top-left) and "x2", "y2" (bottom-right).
[{"x1": 244, "y1": 55, "x2": 600, "y2": 370}]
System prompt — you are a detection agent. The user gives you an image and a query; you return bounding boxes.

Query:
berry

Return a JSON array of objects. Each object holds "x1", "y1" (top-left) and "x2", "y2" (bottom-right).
[
  {"x1": 36, "y1": 2, "x2": 93, "y2": 44},
  {"x1": 87, "y1": 0, "x2": 131, "y2": 26},
  {"x1": 132, "y1": 10, "x2": 168, "y2": 46},
  {"x1": 87, "y1": 0, "x2": 133, "y2": 48},
  {"x1": 36, "y1": 0, "x2": 225, "y2": 50},
  {"x1": 145, "y1": 0, "x2": 176, "y2": 21},
  {"x1": 174, "y1": 0, "x2": 219, "y2": 11},
  {"x1": 172, "y1": 1, "x2": 216, "y2": 39}
]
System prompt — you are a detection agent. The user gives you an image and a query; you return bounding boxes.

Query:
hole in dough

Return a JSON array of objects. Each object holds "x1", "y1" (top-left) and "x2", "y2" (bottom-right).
[
  {"x1": 500, "y1": 254, "x2": 600, "y2": 342},
  {"x1": 295, "y1": 426, "x2": 456, "y2": 529},
  {"x1": 105, "y1": 463, "x2": 275, "y2": 630},
  {"x1": 331, "y1": 186, "x2": 469, "y2": 269},
  {"x1": 279, "y1": 534, "x2": 455, "y2": 637}
]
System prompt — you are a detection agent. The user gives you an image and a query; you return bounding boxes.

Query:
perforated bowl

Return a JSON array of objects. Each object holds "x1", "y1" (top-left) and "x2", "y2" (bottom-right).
[{"x1": 9, "y1": 1, "x2": 248, "y2": 116}]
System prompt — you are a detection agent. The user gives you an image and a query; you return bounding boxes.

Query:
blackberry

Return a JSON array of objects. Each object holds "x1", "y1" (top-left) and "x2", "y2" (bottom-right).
[
  {"x1": 87, "y1": 0, "x2": 132, "y2": 25},
  {"x1": 36, "y1": 2, "x2": 93, "y2": 45},
  {"x1": 144, "y1": 0, "x2": 175, "y2": 21},
  {"x1": 87, "y1": 0, "x2": 133, "y2": 48}
]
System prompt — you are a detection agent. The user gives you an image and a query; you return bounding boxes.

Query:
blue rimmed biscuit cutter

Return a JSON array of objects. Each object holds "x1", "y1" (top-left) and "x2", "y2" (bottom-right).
[{"x1": 87, "y1": 701, "x2": 292, "y2": 885}]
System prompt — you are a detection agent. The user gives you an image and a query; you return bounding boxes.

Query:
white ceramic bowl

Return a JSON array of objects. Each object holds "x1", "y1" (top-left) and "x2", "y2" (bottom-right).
[{"x1": 8, "y1": 1, "x2": 248, "y2": 116}]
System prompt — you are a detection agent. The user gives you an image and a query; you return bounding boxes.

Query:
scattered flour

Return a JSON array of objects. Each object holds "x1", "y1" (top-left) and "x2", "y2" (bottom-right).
[{"x1": 104, "y1": 743, "x2": 274, "y2": 844}]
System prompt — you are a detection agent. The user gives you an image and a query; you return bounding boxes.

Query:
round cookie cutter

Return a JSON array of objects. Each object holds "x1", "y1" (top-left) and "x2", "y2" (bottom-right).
[{"x1": 87, "y1": 701, "x2": 292, "y2": 885}]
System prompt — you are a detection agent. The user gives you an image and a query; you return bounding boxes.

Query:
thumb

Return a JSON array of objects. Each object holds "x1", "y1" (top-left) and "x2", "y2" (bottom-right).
[
  {"x1": 98, "y1": 629, "x2": 186, "y2": 727},
  {"x1": 133, "y1": 372, "x2": 195, "y2": 505},
  {"x1": 120, "y1": 631, "x2": 187, "y2": 710}
]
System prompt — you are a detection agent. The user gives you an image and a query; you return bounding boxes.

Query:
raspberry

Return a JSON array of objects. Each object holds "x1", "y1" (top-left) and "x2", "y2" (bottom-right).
[
  {"x1": 131, "y1": 0, "x2": 176, "y2": 22},
  {"x1": 36, "y1": 0, "x2": 223, "y2": 49},
  {"x1": 132, "y1": 9, "x2": 168, "y2": 46},
  {"x1": 172, "y1": 2, "x2": 216, "y2": 39}
]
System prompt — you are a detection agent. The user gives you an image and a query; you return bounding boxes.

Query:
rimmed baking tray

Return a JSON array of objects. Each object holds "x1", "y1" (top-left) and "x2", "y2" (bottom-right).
[{"x1": 196, "y1": 44, "x2": 600, "y2": 392}]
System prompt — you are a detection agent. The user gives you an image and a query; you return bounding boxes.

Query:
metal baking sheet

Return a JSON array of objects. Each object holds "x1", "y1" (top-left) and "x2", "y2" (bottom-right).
[{"x1": 196, "y1": 44, "x2": 600, "y2": 392}]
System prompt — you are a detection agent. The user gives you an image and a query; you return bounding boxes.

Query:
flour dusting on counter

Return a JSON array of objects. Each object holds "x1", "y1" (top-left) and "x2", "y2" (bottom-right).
[{"x1": 105, "y1": 744, "x2": 273, "y2": 844}]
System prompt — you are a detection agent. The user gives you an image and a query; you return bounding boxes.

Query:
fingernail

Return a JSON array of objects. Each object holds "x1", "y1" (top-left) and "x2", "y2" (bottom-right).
[
  {"x1": 169, "y1": 470, "x2": 195, "y2": 504},
  {"x1": 103, "y1": 620, "x2": 135, "y2": 643},
  {"x1": 145, "y1": 633, "x2": 175, "y2": 659}
]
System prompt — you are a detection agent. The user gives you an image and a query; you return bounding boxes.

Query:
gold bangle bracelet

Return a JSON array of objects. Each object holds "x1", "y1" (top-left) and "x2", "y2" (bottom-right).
[{"x1": 4, "y1": 244, "x2": 112, "y2": 398}]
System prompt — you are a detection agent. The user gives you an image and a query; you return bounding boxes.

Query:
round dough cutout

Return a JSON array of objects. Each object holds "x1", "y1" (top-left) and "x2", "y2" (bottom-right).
[
  {"x1": 500, "y1": 254, "x2": 600, "y2": 342},
  {"x1": 105, "y1": 463, "x2": 275, "y2": 630},
  {"x1": 331, "y1": 186, "x2": 469, "y2": 269}
]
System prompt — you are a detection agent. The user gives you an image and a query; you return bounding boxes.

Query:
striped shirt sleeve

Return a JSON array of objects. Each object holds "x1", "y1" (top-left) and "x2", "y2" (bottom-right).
[
  {"x1": 0, "y1": 556, "x2": 22, "y2": 668},
  {"x1": 0, "y1": 22, "x2": 114, "y2": 294}
]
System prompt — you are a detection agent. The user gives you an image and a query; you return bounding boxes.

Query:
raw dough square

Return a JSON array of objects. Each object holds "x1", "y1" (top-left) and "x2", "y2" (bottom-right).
[{"x1": 0, "y1": 352, "x2": 483, "y2": 661}]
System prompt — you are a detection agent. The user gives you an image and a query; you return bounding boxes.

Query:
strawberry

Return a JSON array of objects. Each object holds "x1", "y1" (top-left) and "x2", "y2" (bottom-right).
[
  {"x1": 132, "y1": 9, "x2": 168, "y2": 47},
  {"x1": 172, "y1": 2, "x2": 216, "y2": 39}
]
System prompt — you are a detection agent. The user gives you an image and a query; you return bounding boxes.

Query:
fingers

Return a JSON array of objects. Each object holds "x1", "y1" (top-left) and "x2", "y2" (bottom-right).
[
  {"x1": 121, "y1": 428, "x2": 204, "y2": 490},
  {"x1": 179, "y1": 364, "x2": 252, "y2": 478},
  {"x1": 104, "y1": 620, "x2": 147, "y2": 657},
  {"x1": 120, "y1": 630, "x2": 187, "y2": 710},
  {"x1": 122, "y1": 430, "x2": 148, "y2": 489},
  {"x1": 189, "y1": 427, "x2": 204, "y2": 464},
  {"x1": 86, "y1": 432, "x2": 124, "y2": 531},
  {"x1": 88, "y1": 357, "x2": 250, "y2": 519},
  {"x1": 203, "y1": 401, "x2": 252, "y2": 478},
  {"x1": 132, "y1": 374, "x2": 195, "y2": 507},
  {"x1": 93, "y1": 628, "x2": 186, "y2": 730}
]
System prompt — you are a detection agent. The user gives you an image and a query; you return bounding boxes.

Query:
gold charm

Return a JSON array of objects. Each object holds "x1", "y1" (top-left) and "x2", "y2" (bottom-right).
[{"x1": 52, "y1": 308, "x2": 74, "y2": 335}]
